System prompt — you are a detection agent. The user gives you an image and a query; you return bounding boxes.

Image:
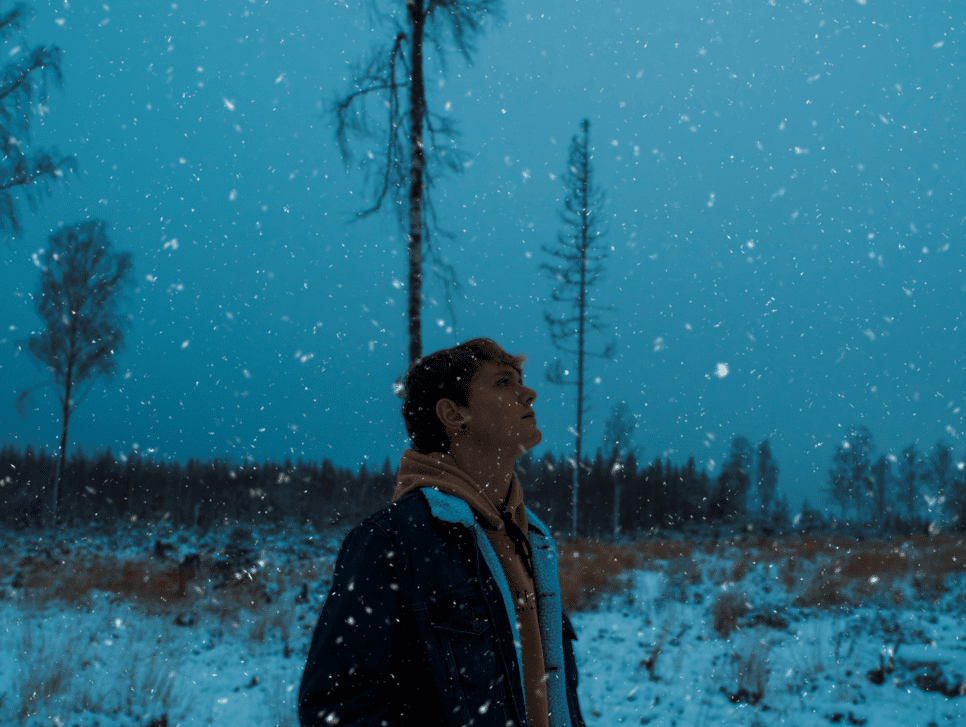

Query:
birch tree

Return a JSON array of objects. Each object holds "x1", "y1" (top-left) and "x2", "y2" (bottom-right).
[{"x1": 18, "y1": 221, "x2": 134, "y2": 528}]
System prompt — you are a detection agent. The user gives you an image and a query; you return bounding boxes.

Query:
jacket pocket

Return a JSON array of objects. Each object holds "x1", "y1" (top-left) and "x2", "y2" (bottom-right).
[
  {"x1": 427, "y1": 597, "x2": 506, "y2": 724},
  {"x1": 429, "y1": 597, "x2": 492, "y2": 636}
]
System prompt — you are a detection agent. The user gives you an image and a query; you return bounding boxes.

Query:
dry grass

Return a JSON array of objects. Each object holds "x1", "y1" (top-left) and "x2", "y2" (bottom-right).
[
  {"x1": 11, "y1": 614, "x2": 188, "y2": 725},
  {"x1": 2, "y1": 527, "x2": 329, "y2": 725},
  {"x1": 637, "y1": 539, "x2": 696, "y2": 561},
  {"x1": 788, "y1": 535, "x2": 966, "y2": 608},
  {"x1": 266, "y1": 677, "x2": 300, "y2": 727},
  {"x1": 11, "y1": 546, "x2": 332, "y2": 625},
  {"x1": 724, "y1": 633, "x2": 771, "y2": 705},
  {"x1": 556, "y1": 534, "x2": 965, "y2": 612},
  {"x1": 556, "y1": 539, "x2": 647, "y2": 611},
  {"x1": 8, "y1": 532, "x2": 964, "y2": 615}
]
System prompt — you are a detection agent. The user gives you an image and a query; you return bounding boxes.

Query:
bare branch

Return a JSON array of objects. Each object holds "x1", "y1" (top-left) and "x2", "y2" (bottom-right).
[{"x1": 0, "y1": 11, "x2": 72, "y2": 240}]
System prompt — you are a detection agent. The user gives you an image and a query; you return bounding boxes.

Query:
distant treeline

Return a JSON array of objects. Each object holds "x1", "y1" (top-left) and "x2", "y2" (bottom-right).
[{"x1": 2, "y1": 430, "x2": 964, "y2": 536}]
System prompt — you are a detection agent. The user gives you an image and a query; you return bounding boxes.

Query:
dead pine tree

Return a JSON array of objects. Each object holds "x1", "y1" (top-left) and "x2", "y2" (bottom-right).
[
  {"x1": 17, "y1": 220, "x2": 134, "y2": 528},
  {"x1": 332, "y1": 0, "x2": 503, "y2": 365},
  {"x1": 542, "y1": 119, "x2": 615, "y2": 538}
]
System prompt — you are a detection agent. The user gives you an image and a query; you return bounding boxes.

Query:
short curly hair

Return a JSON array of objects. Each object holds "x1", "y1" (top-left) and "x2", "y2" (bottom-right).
[{"x1": 401, "y1": 338, "x2": 526, "y2": 455}]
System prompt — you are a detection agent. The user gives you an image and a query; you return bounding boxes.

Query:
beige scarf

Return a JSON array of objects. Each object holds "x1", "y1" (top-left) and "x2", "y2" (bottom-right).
[{"x1": 393, "y1": 449, "x2": 549, "y2": 727}]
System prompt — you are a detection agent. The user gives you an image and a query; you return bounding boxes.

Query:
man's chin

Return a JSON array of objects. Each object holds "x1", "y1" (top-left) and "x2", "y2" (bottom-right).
[{"x1": 520, "y1": 429, "x2": 542, "y2": 451}]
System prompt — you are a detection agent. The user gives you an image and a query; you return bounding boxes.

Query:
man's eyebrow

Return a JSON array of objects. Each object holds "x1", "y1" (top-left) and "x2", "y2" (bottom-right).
[{"x1": 491, "y1": 368, "x2": 522, "y2": 380}]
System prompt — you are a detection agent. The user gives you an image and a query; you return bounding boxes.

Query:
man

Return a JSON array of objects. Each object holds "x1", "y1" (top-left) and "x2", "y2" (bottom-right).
[{"x1": 299, "y1": 338, "x2": 585, "y2": 727}]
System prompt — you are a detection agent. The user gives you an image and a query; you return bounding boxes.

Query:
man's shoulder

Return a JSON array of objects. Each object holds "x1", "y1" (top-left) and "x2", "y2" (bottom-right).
[
  {"x1": 362, "y1": 488, "x2": 432, "y2": 528},
  {"x1": 353, "y1": 489, "x2": 475, "y2": 551},
  {"x1": 329, "y1": 492, "x2": 436, "y2": 567}
]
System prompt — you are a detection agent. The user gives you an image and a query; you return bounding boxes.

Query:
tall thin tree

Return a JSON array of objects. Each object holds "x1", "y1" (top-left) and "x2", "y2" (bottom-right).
[
  {"x1": 925, "y1": 439, "x2": 955, "y2": 529},
  {"x1": 714, "y1": 435, "x2": 753, "y2": 522},
  {"x1": 542, "y1": 119, "x2": 615, "y2": 537},
  {"x1": 603, "y1": 401, "x2": 636, "y2": 538},
  {"x1": 17, "y1": 221, "x2": 134, "y2": 528},
  {"x1": 871, "y1": 454, "x2": 890, "y2": 529},
  {"x1": 333, "y1": 0, "x2": 502, "y2": 365},
  {"x1": 898, "y1": 444, "x2": 920, "y2": 522},
  {"x1": 0, "y1": 4, "x2": 74, "y2": 239},
  {"x1": 827, "y1": 425, "x2": 874, "y2": 522},
  {"x1": 755, "y1": 439, "x2": 779, "y2": 524}
]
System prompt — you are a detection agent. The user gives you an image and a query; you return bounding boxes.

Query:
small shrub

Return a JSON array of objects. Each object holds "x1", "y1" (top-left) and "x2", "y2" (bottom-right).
[
  {"x1": 639, "y1": 612, "x2": 675, "y2": 680},
  {"x1": 730, "y1": 551, "x2": 755, "y2": 583},
  {"x1": 722, "y1": 634, "x2": 771, "y2": 705},
  {"x1": 712, "y1": 591, "x2": 749, "y2": 638},
  {"x1": 912, "y1": 571, "x2": 949, "y2": 601},
  {"x1": 662, "y1": 557, "x2": 703, "y2": 603},
  {"x1": 793, "y1": 565, "x2": 848, "y2": 608},
  {"x1": 779, "y1": 555, "x2": 802, "y2": 592}
]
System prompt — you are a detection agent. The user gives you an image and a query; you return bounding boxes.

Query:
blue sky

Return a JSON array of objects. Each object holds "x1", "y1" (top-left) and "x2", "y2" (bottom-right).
[{"x1": 1, "y1": 0, "x2": 964, "y2": 509}]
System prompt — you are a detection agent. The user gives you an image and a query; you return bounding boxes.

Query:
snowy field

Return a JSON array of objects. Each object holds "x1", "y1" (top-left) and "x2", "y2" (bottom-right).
[{"x1": 2, "y1": 523, "x2": 964, "y2": 727}]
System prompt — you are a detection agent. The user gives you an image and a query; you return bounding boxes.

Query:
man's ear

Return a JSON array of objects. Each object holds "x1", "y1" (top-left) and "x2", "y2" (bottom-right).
[{"x1": 436, "y1": 398, "x2": 469, "y2": 431}]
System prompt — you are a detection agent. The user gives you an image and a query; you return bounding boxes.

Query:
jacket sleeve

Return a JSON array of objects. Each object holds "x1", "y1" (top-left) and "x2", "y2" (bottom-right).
[{"x1": 298, "y1": 522, "x2": 403, "y2": 727}]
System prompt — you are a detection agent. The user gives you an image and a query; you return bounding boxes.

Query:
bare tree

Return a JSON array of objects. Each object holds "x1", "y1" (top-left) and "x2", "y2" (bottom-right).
[
  {"x1": 602, "y1": 401, "x2": 636, "y2": 538},
  {"x1": 333, "y1": 0, "x2": 502, "y2": 365},
  {"x1": 714, "y1": 435, "x2": 753, "y2": 522},
  {"x1": 542, "y1": 119, "x2": 615, "y2": 537},
  {"x1": 0, "y1": 4, "x2": 74, "y2": 240},
  {"x1": 18, "y1": 221, "x2": 134, "y2": 528},
  {"x1": 871, "y1": 454, "x2": 891, "y2": 529},
  {"x1": 897, "y1": 444, "x2": 921, "y2": 522},
  {"x1": 755, "y1": 439, "x2": 779, "y2": 524},
  {"x1": 826, "y1": 425, "x2": 874, "y2": 522},
  {"x1": 924, "y1": 439, "x2": 955, "y2": 530}
]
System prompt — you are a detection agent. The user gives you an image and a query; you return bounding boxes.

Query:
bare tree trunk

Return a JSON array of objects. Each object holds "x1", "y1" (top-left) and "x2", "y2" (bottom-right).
[
  {"x1": 572, "y1": 121, "x2": 589, "y2": 539},
  {"x1": 406, "y1": 1, "x2": 426, "y2": 365},
  {"x1": 53, "y1": 370, "x2": 73, "y2": 530},
  {"x1": 613, "y1": 476, "x2": 621, "y2": 539}
]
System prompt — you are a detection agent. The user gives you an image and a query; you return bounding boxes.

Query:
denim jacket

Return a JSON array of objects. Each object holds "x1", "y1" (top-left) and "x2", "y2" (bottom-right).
[{"x1": 298, "y1": 488, "x2": 586, "y2": 727}]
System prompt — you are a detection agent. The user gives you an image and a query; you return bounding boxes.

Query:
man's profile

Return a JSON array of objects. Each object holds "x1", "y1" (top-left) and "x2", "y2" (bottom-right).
[{"x1": 298, "y1": 337, "x2": 585, "y2": 727}]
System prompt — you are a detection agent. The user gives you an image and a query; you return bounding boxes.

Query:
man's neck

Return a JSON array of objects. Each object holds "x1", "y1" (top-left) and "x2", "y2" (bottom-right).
[{"x1": 450, "y1": 444, "x2": 517, "y2": 509}]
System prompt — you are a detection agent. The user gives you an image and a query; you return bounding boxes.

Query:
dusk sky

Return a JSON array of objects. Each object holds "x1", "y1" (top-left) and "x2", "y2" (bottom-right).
[{"x1": 1, "y1": 0, "x2": 963, "y2": 510}]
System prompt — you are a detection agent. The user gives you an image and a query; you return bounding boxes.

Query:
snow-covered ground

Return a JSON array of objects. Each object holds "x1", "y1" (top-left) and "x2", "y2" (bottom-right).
[{"x1": 2, "y1": 524, "x2": 964, "y2": 727}]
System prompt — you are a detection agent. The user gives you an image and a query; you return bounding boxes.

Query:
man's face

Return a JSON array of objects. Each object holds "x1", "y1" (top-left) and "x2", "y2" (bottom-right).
[{"x1": 461, "y1": 361, "x2": 542, "y2": 453}]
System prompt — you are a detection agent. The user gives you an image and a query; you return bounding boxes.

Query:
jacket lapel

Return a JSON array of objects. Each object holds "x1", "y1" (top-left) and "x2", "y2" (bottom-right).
[
  {"x1": 526, "y1": 508, "x2": 572, "y2": 727},
  {"x1": 420, "y1": 487, "x2": 528, "y2": 716},
  {"x1": 419, "y1": 487, "x2": 573, "y2": 727}
]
